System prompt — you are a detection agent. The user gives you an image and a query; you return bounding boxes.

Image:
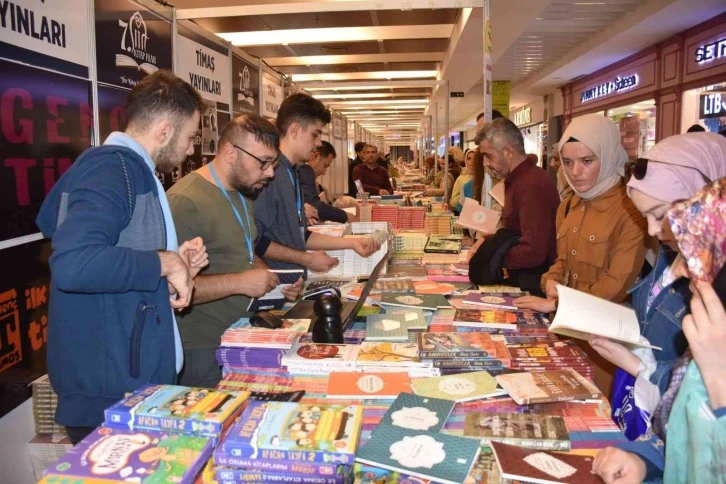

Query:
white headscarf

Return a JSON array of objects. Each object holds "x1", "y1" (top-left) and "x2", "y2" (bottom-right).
[
  {"x1": 626, "y1": 132, "x2": 726, "y2": 203},
  {"x1": 559, "y1": 113, "x2": 628, "y2": 200}
]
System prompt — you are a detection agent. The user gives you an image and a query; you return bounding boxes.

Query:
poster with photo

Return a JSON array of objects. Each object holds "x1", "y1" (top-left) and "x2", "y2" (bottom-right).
[
  {"x1": 94, "y1": 0, "x2": 173, "y2": 89},
  {"x1": 201, "y1": 100, "x2": 219, "y2": 156},
  {"x1": 232, "y1": 55, "x2": 260, "y2": 114}
]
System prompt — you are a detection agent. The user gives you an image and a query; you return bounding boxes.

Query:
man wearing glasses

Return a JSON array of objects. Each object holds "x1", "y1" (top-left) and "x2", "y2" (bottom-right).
[
  {"x1": 254, "y1": 93, "x2": 381, "y2": 275},
  {"x1": 167, "y1": 113, "x2": 303, "y2": 387}
]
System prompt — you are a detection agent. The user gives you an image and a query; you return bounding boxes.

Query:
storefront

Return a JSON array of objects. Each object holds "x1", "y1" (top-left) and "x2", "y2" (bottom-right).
[
  {"x1": 561, "y1": 12, "x2": 726, "y2": 157},
  {"x1": 510, "y1": 99, "x2": 546, "y2": 166}
]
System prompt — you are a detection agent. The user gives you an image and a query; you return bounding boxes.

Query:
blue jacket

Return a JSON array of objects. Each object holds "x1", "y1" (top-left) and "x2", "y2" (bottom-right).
[
  {"x1": 628, "y1": 246, "x2": 690, "y2": 394},
  {"x1": 36, "y1": 145, "x2": 177, "y2": 428}
]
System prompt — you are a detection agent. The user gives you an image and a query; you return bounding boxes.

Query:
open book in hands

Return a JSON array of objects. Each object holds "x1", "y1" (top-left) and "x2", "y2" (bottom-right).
[
  {"x1": 549, "y1": 285, "x2": 661, "y2": 350},
  {"x1": 454, "y1": 198, "x2": 501, "y2": 234}
]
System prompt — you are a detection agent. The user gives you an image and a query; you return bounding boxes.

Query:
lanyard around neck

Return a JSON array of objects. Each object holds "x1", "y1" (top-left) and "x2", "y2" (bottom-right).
[
  {"x1": 284, "y1": 164, "x2": 303, "y2": 225},
  {"x1": 208, "y1": 163, "x2": 254, "y2": 264}
]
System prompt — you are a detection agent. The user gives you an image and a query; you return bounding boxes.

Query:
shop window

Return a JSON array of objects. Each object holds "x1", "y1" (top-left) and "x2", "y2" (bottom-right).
[
  {"x1": 682, "y1": 83, "x2": 726, "y2": 135},
  {"x1": 607, "y1": 100, "x2": 656, "y2": 160}
]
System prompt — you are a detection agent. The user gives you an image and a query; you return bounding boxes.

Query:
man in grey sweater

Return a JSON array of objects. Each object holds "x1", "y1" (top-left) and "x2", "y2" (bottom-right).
[{"x1": 254, "y1": 94, "x2": 380, "y2": 274}]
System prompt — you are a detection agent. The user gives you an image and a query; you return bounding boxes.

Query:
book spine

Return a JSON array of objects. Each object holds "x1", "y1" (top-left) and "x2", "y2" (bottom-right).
[
  {"x1": 522, "y1": 392, "x2": 601, "y2": 405},
  {"x1": 419, "y1": 350, "x2": 491, "y2": 359},
  {"x1": 479, "y1": 437, "x2": 570, "y2": 451},
  {"x1": 107, "y1": 414, "x2": 223, "y2": 438},
  {"x1": 433, "y1": 359, "x2": 504, "y2": 368},
  {"x1": 221, "y1": 444, "x2": 355, "y2": 465},
  {"x1": 213, "y1": 452, "x2": 340, "y2": 475},
  {"x1": 216, "y1": 471, "x2": 342, "y2": 484}
]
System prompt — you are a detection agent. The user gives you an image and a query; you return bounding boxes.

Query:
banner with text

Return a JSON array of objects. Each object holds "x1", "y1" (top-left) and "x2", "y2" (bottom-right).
[
  {"x1": 0, "y1": 0, "x2": 90, "y2": 77},
  {"x1": 492, "y1": 81, "x2": 511, "y2": 119},
  {"x1": 261, "y1": 77, "x2": 281, "y2": 119},
  {"x1": 94, "y1": 0, "x2": 172, "y2": 89},
  {"x1": 232, "y1": 55, "x2": 260, "y2": 115},
  {"x1": 0, "y1": 60, "x2": 92, "y2": 244},
  {"x1": 176, "y1": 33, "x2": 230, "y2": 106}
]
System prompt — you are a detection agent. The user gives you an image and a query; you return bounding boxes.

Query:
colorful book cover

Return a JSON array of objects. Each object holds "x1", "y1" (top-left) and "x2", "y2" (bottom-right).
[
  {"x1": 461, "y1": 293, "x2": 517, "y2": 311},
  {"x1": 326, "y1": 372, "x2": 411, "y2": 399},
  {"x1": 508, "y1": 344, "x2": 588, "y2": 362},
  {"x1": 410, "y1": 371, "x2": 504, "y2": 403},
  {"x1": 221, "y1": 322, "x2": 310, "y2": 349},
  {"x1": 216, "y1": 464, "x2": 350, "y2": 484},
  {"x1": 365, "y1": 313, "x2": 415, "y2": 342},
  {"x1": 282, "y1": 342, "x2": 360, "y2": 369},
  {"x1": 221, "y1": 401, "x2": 363, "y2": 465},
  {"x1": 463, "y1": 413, "x2": 571, "y2": 451},
  {"x1": 453, "y1": 309, "x2": 548, "y2": 330},
  {"x1": 495, "y1": 369, "x2": 602, "y2": 405},
  {"x1": 417, "y1": 332, "x2": 497, "y2": 359},
  {"x1": 356, "y1": 342, "x2": 426, "y2": 367},
  {"x1": 490, "y1": 441, "x2": 602, "y2": 484},
  {"x1": 384, "y1": 307, "x2": 429, "y2": 330},
  {"x1": 248, "y1": 270, "x2": 304, "y2": 312},
  {"x1": 412, "y1": 280, "x2": 459, "y2": 295},
  {"x1": 423, "y1": 238, "x2": 462, "y2": 254},
  {"x1": 104, "y1": 384, "x2": 249, "y2": 438},
  {"x1": 379, "y1": 293, "x2": 450, "y2": 311},
  {"x1": 355, "y1": 425, "x2": 481, "y2": 484},
  {"x1": 379, "y1": 392, "x2": 454, "y2": 433},
  {"x1": 43, "y1": 427, "x2": 212, "y2": 484}
]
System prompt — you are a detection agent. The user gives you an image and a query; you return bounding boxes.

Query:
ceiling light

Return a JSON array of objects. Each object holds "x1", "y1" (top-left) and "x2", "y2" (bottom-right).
[
  {"x1": 292, "y1": 71, "x2": 438, "y2": 82},
  {"x1": 327, "y1": 99, "x2": 429, "y2": 105}
]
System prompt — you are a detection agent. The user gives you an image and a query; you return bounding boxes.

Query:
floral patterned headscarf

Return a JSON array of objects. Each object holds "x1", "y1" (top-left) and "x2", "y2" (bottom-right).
[{"x1": 668, "y1": 177, "x2": 726, "y2": 283}]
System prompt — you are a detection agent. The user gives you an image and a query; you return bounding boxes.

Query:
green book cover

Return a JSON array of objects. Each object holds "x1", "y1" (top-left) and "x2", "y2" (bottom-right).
[
  {"x1": 385, "y1": 307, "x2": 428, "y2": 330},
  {"x1": 356, "y1": 425, "x2": 481, "y2": 484},
  {"x1": 463, "y1": 413, "x2": 571, "y2": 451},
  {"x1": 380, "y1": 392, "x2": 455, "y2": 433},
  {"x1": 380, "y1": 293, "x2": 449, "y2": 311},
  {"x1": 410, "y1": 371, "x2": 505, "y2": 402},
  {"x1": 365, "y1": 314, "x2": 415, "y2": 342}
]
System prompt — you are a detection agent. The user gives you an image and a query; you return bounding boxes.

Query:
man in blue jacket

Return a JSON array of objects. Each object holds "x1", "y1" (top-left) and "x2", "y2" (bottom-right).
[{"x1": 36, "y1": 70, "x2": 207, "y2": 444}]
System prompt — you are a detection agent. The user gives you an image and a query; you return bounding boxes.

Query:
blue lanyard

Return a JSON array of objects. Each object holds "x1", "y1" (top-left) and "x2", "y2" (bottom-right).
[
  {"x1": 208, "y1": 163, "x2": 254, "y2": 264},
  {"x1": 285, "y1": 165, "x2": 303, "y2": 225}
]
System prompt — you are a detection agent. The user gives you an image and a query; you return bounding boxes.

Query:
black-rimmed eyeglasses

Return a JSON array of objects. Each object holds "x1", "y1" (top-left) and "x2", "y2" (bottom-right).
[{"x1": 232, "y1": 144, "x2": 279, "y2": 171}]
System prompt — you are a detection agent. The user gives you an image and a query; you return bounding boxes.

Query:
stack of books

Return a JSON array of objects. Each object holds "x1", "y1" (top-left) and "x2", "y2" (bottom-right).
[
  {"x1": 214, "y1": 401, "x2": 362, "y2": 482},
  {"x1": 392, "y1": 231, "x2": 428, "y2": 253},
  {"x1": 453, "y1": 308, "x2": 550, "y2": 332},
  {"x1": 27, "y1": 375, "x2": 72, "y2": 480},
  {"x1": 217, "y1": 319, "x2": 311, "y2": 370},
  {"x1": 417, "y1": 332, "x2": 511, "y2": 372},
  {"x1": 281, "y1": 341, "x2": 360, "y2": 376},
  {"x1": 424, "y1": 212, "x2": 454, "y2": 234},
  {"x1": 506, "y1": 341, "x2": 595, "y2": 381},
  {"x1": 371, "y1": 204, "x2": 400, "y2": 229},
  {"x1": 397, "y1": 206, "x2": 426, "y2": 229}
]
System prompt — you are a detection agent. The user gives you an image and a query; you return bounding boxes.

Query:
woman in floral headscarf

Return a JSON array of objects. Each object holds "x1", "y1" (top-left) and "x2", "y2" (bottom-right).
[
  {"x1": 587, "y1": 133, "x2": 726, "y2": 399},
  {"x1": 593, "y1": 177, "x2": 726, "y2": 484}
]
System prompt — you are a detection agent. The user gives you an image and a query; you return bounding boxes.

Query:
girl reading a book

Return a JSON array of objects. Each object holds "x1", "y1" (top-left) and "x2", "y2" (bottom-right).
[
  {"x1": 514, "y1": 113, "x2": 650, "y2": 394},
  {"x1": 593, "y1": 177, "x2": 726, "y2": 484}
]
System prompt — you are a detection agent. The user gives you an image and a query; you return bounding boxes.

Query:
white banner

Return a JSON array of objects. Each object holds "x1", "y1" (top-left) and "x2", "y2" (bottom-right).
[
  {"x1": 261, "y1": 77, "x2": 281, "y2": 119},
  {"x1": 0, "y1": 0, "x2": 89, "y2": 68},
  {"x1": 176, "y1": 34, "x2": 230, "y2": 104}
]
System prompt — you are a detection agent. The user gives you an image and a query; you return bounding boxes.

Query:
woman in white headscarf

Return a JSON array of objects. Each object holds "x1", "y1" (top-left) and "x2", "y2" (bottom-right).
[{"x1": 515, "y1": 114, "x2": 650, "y2": 394}]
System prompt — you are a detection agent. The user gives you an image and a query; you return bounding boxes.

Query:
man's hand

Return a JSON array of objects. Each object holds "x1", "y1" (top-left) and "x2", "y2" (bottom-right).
[
  {"x1": 379, "y1": 189, "x2": 390, "y2": 195},
  {"x1": 306, "y1": 251, "x2": 339, "y2": 273},
  {"x1": 159, "y1": 251, "x2": 194, "y2": 310},
  {"x1": 513, "y1": 296, "x2": 556, "y2": 313},
  {"x1": 593, "y1": 447, "x2": 647, "y2": 484},
  {"x1": 239, "y1": 269, "x2": 279, "y2": 298},
  {"x1": 589, "y1": 337, "x2": 641, "y2": 377},
  {"x1": 349, "y1": 237, "x2": 381, "y2": 257},
  {"x1": 304, "y1": 203, "x2": 319, "y2": 226},
  {"x1": 281, "y1": 277, "x2": 304, "y2": 301},
  {"x1": 179, "y1": 237, "x2": 209, "y2": 278},
  {"x1": 545, "y1": 279, "x2": 559, "y2": 299}
]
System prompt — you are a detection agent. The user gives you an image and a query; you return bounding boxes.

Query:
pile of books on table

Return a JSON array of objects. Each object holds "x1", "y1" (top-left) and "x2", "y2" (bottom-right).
[{"x1": 27, "y1": 375, "x2": 72, "y2": 480}]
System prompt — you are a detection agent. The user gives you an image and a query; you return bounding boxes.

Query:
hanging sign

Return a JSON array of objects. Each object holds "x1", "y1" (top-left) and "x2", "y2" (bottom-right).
[
  {"x1": 232, "y1": 55, "x2": 259, "y2": 114},
  {"x1": 492, "y1": 81, "x2": 510, "y2": 119},
  {"x1": 261, "y1": 78, "x2": 281, "y2": 119},
  {"x1": 0, "y1": 60, "x2": 92, "y2": 244},
  {"x1": 176, "y1": 34, "x2": 230, "y2": 105},
  {"x1": 0, "y1": 0, "x2": 90, "y2": 76},
  {"x1": 699, "y1": 91, "x2": 726, "y2": 119},
  {"x1": 94, "y1": 0, "x2": 172, "y2": 89}
]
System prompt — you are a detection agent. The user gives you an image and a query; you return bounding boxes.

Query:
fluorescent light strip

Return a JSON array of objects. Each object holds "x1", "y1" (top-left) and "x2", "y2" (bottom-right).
[
  {"x1": 218, "y1": 25, "x2": 454, "y2": 47},
  {"x1": 313, "y1": 92, "x2": 430, "y2": 100},
  {"x1": 341, "y1": 106, "x2": 427, "y2": 111},
  {"x1": 327, "y1": 99, "x2": 429, "y2": 105},
  {"x1": 292, "y1": 71, "x2": 438, "y2": 82}
]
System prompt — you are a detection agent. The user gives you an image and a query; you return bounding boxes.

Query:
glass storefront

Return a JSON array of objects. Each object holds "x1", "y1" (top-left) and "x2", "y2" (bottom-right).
[
  {"x1": 607, "y1": 99, "x2": 657, "y2": 160},
  {"x1": 520, "y1": 123, "x2": 545, "y2": 167},
  {"x1": 681, "y1": 82, "x2": 726, "y2": 134}
]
